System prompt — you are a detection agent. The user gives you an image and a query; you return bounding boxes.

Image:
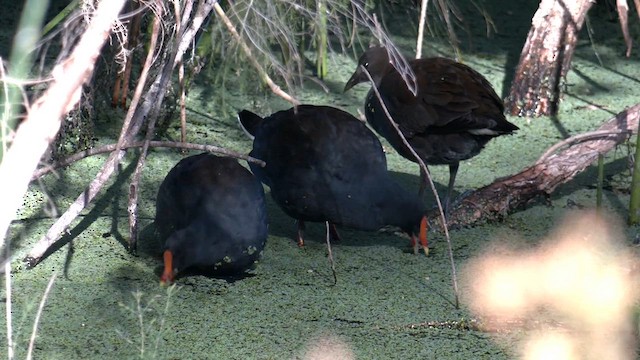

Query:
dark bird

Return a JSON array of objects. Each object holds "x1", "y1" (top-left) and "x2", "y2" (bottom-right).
[
  {"x1": 344, "y1": 46, "x2": 519, "y2": 212},
  {"x1": 238, "y1": 105, "x2": 428, "y2": 255},
  {"x1": 155, "y1": 153, "x2": 268, "y2": 283}
]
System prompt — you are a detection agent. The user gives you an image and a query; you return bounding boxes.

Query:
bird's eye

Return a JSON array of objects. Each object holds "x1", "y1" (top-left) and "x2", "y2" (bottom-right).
[{"x1": 364, "y1": 62, "x2": 369, "y2": 68}]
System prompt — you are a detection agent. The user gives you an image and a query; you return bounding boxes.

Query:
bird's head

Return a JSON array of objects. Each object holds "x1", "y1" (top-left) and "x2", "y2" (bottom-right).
[
  {"x1": 160, "y1": 231, "x2": 188, "y2": 285},
  {"x1": 160, "y1": 249, "x2": 177, "y2": 285},
  {"x1": 344, "y1": 46, "x2": 391, "y2": 92}
]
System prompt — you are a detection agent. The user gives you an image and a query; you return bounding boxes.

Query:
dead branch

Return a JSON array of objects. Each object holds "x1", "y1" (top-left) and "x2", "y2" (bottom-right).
[
  {"x1": 23, "y1": 0, "x2": 216, "y2": 268},
  {"x1": 111, "y1": 1, "x2": 143, "y2": 108},
  {"x1": 0, "y1": 0, "x2": 127, "y2": 252},
  {"x1": 174, "y1": 1, "x2": 188, "y2": 145},
  {"x1": 128, "y1": 6, "x2": 164, "y2": 254},
  {"x1": 31, "y1": 141, "x2": 265, "y2": 181},
  {"x1": 174, "y1": 0, "x2": 206, "y2": 67},
  {"x1": 433, "y1": 103, "x2": 640, "y2": 230}
]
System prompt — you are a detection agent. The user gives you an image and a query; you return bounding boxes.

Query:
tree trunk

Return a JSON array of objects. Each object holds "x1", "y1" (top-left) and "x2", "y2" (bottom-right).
[{"x1": 505, "y1": 0, "x2": 594, "y2": 117}]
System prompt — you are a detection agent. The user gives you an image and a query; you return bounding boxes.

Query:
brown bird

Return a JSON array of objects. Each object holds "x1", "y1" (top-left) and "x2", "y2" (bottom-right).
[{"x1": 345, "y1": 46, "x2": 519, "y2": 212}]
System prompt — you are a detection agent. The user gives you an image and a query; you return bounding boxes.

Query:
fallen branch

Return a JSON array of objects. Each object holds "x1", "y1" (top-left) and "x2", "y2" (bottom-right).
[{"x1": 435, "y1": 103, "x2": 640, "y2": 229}]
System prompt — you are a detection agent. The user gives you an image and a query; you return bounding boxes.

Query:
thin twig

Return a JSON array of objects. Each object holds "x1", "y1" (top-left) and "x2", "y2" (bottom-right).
[
  {"x1": 178, "y1": 0, "x2": 195, "y2": 33},
  {"x1": 135, "y1": 291, "x2": 145, "y2": 357},
  {"x1": 31, "y1": 140, "x2": 265, "y2": 180},
  {"x1": 128, "y1": 7, "x2": 163, "y2": 253},
  {"x1": 350, "y1": 5, "x2": 417, "y2": 96},
  {"x1": 1, "y1": 56, "x2": 14, "y2": 360},
  {"x1": 26, "y1": 272, "x2": 57, "y2": 360},
  {"x1": 347, "y1": 2, "x2": 357, "y2": 47},
  {"x1": 174, "y1": 0, "x2": 209, "y2": 67},
  {"x1": 325, "y1": 221, "x2": 337, "y2": 285},
  {"x1": 120, "y1": 2, "x2": 143, "y2": 108},
  {"x1": 5, "y1": 258, "x2": 13, "y2": 360},
  {"x1": 1, "y1": 58, "x2": 12, "y2": 157},
  {"x1": 360, "y1": 64, "x2": 459, "y2": 309},
  {"x1": 213, "y1": 2, "x2": 299, "y2": 105},
  {"x1": 174, "y1": 0, "x2": 187, "y2": 145}
]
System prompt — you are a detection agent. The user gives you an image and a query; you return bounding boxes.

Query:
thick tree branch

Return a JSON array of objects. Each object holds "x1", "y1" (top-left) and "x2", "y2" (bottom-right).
[{"x1": 434, "y1": 103, "x2": 640, "y2": 230}]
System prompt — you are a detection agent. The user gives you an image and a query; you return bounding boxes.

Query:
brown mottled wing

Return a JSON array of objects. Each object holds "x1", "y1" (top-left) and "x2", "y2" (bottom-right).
[{"x1": 378, "y1": 57, "x2": 505, "y2": 137}]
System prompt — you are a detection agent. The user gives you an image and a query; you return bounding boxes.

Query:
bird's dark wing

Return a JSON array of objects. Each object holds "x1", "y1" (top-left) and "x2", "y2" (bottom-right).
[{"x1": 378, "y1": 57, "x2": 507, "y2": 136}]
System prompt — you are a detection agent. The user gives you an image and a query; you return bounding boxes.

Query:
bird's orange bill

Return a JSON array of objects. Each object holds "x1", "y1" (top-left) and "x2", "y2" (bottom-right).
[
  {"x1": 160, "y1": 250, "x2": 174, "y2": 285},
  {"x1": 411, "y1": 216, "x2": 429, "y2": 256}
]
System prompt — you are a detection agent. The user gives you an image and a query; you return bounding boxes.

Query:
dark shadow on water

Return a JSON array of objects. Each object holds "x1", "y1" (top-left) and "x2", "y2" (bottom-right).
[
  {"x1": 8, "y1": 170, "x2": 81, "y2": 254},
  {"x1": 553, "y1": 156, "x2": 630, "y2": 214},
  {"x1": 167, "y1": 267, "x2": 258, "y2": 284},
  {"x1": 31, "y1": 159, "x2": 138, "y2": 268}
]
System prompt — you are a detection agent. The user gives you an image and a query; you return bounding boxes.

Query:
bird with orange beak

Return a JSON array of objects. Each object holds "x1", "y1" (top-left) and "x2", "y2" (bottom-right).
[{"x1": 155, "y1": 153, "x2": 268, "y2": 284}]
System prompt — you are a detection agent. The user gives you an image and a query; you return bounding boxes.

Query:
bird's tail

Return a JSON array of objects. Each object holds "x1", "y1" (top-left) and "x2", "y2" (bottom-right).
[{"x1": 237, "y1": 110, "x2": 263, "y2": 139}]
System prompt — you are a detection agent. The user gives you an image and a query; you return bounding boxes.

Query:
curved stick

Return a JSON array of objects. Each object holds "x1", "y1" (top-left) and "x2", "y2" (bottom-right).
[{"x1": 32, "y1": 140, "x2": 265, "y2": 180}]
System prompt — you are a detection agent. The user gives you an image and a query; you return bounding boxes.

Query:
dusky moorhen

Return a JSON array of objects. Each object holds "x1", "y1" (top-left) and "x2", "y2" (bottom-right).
[
  {"x1": 155, "y1": 153, "x2": 268, "y2": 283},
  {"x1": 238, "y1": 105, "x2": 429, "y2": 255}
]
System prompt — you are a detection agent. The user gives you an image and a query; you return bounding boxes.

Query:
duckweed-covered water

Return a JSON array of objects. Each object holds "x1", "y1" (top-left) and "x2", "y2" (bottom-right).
[{"x1": 2, "y1": 1, "x2": 640, "y2": 358}]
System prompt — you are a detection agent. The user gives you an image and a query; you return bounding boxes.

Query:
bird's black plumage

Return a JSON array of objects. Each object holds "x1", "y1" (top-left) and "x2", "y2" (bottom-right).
[
  {"x1": 155, "y1": 153, "x2": 268, "y2": 283},
  {"x1": 345, "y1": 46, "x2": 519, "y2": 211},
  {"x1": 238, "y1": 105, "x2": 428, "y2": 254}
]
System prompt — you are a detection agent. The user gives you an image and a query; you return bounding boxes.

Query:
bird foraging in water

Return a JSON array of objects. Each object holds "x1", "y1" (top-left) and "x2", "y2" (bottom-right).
[
  {"x1": 155, "y1": 153, "x2": 268, "y2": 284},
  {"x1": 344, "y1": 46, "x2": 519, "y2": 213},
  {"x1": 238, "y1": 105, "x2": 429, "y2": 255}
]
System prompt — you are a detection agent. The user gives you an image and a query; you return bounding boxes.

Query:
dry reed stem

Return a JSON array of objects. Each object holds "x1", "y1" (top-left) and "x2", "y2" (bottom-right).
[
  {"x1": 359, "y1": 64, "x2": 459, "y2": 309},
  {"x1": 4, "y1": 259, "x2": 13, "y2": 359},
  {"x1": 26, "y1": 272, "x2": 57, "y2": 360},
  {"x1": 213, "y1": 2, "x2": 299, "y2": 105},
  {"x1": 416, "y1": 0, "x2": 429, "y2": 58},
  {"x1": 128, "y1": 5, "x2": 164, "y2": 253}
]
